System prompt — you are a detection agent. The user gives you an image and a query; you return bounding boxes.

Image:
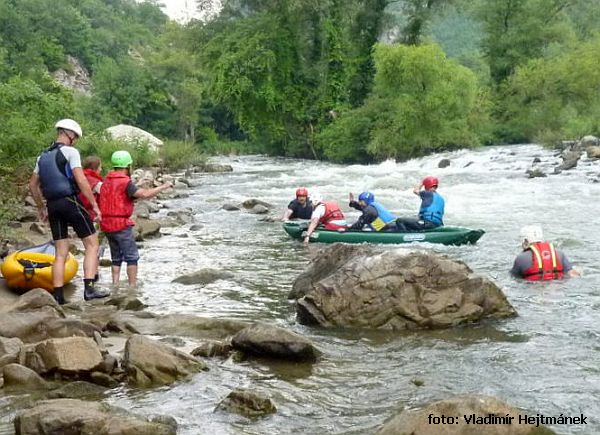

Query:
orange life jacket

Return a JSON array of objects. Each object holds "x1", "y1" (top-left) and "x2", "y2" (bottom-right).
[
  {"x1": 319, "y1": 201, "x2": 345, "y2": 230},
  {"x1": 523, "y1": 241, "x2": 564, "y2": 281},
  {"x1": 99, "y1": 171, "x2": 135, "y2": 233},
  {"x1": 78, "y1": 169, "x2": 103, "y2": 220}
]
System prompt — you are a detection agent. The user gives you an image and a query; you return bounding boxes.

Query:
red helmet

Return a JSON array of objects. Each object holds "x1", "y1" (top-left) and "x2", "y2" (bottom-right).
[
  {"x1": 296, "y1": 187, "x2": 308, "y2": 197},
  {"x1": 422, "y1": 176, "x2": 439, "y2": 189}
]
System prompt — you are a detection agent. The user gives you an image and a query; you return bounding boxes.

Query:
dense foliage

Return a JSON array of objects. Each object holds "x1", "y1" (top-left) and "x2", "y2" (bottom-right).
[{"x1": 2, "y1": 0, "x2": 600, "y2": 172}]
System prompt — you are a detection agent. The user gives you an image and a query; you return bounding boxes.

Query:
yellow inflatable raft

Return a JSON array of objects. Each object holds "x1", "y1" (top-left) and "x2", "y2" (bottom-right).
[{"x1": 0, "y1": 242, "x2": 78, "y2": 293}]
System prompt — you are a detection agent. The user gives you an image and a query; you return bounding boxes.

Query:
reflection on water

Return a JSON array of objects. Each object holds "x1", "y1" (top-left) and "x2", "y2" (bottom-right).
[{"x1": 5, "y1": 145, "x2": 599, "y2": 434}]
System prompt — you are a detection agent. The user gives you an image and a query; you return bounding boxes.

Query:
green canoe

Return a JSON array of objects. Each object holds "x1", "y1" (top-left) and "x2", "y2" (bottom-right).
[{"x1": 283, "y1": 222, "x2": 484, "y2": 246}]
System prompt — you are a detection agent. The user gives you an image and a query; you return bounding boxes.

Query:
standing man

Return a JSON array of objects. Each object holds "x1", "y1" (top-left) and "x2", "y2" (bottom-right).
[
  {"x1": 99, "y1": 150, "x2": 172, "y2": 287},
  {"x1": 29, "y1": 119, "x2": 110, "y2": 304},
  {"x1": 511, "y1": 225, "x2": 580, "y2": 280}
]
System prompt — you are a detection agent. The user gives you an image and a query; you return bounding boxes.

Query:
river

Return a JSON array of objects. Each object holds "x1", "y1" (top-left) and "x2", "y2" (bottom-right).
[{"x1": 29, "y1": 145, "x2": 600, "y2": 433}]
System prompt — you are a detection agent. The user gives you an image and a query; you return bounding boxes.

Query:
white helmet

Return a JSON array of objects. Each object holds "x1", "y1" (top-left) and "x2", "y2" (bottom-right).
[
  {"x1": 520, "y1": 225, "x2": 544, "y2": 243},
  {"x1": 310, "y1": 191, "x2": 323, "y2": 205},
  {"x1": 55, "y1": 119, "x2": 83, "y2": 138}
]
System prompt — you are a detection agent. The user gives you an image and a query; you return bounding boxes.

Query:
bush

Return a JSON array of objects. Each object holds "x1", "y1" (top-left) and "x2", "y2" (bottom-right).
[
  {"x1": 159, "y1": 141, "x2": 206, "y2": 170},
  {"x1": 317, "y1": 43, "x2": 485, "y2": 162},
  {"x1": 500, "y1": 37, "x2": 600, "y2": 144},
  {"x1": 76, "y1": 134, "x2": 157, "y2": 172},
  {"x1": 0, "y1": 75, "x2": 74, "y2": 168}
]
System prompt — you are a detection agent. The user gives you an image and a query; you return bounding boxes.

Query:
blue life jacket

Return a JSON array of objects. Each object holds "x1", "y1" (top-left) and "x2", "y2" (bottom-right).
[
  {"x1": 369, "y1": 201, "x2": 397, "y2": 231},
  {"x1": 38, "y1": 143, "x2": 77, "y2": 200},
  {"x1": 419, "y1": 192, "x2": 444, "y2": 226}
]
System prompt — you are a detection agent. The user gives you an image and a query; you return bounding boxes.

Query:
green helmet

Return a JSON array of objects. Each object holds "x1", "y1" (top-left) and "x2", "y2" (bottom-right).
[{"x1": 111, "y1": 150, "x2": 133, "y2": 168}]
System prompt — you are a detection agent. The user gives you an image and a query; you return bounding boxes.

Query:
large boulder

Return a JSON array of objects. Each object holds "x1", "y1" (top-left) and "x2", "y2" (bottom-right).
[
  {"x1": 33, "y1": 337, "x2": 103, "y2": 375},
  {"x1": 14, "y1": 398, "x2": 177, "y2": 435},
  {"x1": 123, "y1": 335, "x2": 206, "y2": 387},
  {"x1": 292, "y1": 244, "x2": 516, "y2": 330},
  {"x1": 0, "y1": 290, "x2": 100, "y2": 343},
  {"x1": 106, "y1": 124, "x2": 163, "y2": 152},
  {"x1": 377, "y1": 395, "x2": 556, "y2": 435},
  {"x1": 231, "y1": 323, "x2": 319, "y2": 362}
]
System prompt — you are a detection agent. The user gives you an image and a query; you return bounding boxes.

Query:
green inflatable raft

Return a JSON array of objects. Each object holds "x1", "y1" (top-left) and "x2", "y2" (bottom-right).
[{"x1": 283, "y1": 222, "x2": 484, "y2": 246}]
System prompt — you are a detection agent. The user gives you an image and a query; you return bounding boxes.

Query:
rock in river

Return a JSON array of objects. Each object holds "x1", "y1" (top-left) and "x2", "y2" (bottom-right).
[{"x1": 292, "y1": 244, "x2": 516, "y2": 330}]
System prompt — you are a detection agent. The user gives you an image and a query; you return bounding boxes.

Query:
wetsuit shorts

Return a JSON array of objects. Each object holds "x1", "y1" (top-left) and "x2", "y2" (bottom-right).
[{"x1": 47, "y1": 196, "x2": 96, "y2": 240}]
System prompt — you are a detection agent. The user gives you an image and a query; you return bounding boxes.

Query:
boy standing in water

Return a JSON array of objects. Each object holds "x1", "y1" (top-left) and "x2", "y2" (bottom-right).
[{"x1": 99, "y1": 150, "x2": 172, "y2": 287}]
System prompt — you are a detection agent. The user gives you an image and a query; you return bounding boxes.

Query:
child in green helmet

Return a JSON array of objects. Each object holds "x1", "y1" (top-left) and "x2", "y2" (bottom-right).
[{"x1": 99, "y1": 150, "x2": 172, "y2": 287}]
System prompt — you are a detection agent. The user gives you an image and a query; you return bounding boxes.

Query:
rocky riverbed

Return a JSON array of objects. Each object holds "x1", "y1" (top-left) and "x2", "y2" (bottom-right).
[{"x1": 1, "y1": 148, "x2": 597, "y2": 434}]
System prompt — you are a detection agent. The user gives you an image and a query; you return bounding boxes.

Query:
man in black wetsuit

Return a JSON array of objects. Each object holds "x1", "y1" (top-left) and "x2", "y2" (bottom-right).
[{"x1": 282, "y1": 187, "x2": 313, "y2": 221}]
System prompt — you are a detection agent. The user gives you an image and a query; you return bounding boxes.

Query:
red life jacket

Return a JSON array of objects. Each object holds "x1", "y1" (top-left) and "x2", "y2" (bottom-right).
[
  {"x1": 78, "y1": 169, "x2": 103, "y2": 220},
  {"x1": 319, "y1": 201, "x2": 345, "y2": 230},
  {"x1": 523, "y1": 241, "x2": 564, "y2": 281},
  {"x1": 99, "y1": 171, "x2": 135, "y2": 233}
]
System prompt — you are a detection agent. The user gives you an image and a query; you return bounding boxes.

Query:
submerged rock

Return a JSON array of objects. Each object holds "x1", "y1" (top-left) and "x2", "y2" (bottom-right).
[
  {"x1": 526, "y1": 168, "x2": 546, "y2": 178},
  {"x1": 231, "y1": 323, "x2": 319, "y2": 362},
  {"x1": 194, "y1": 163, "x2": 233, "y2": 173},
  {"x1": 377, "y1": 395, "x2": 556, "y2": 434},
  {"x1": 216, "y1": 388, "x2": 277, "y2": 417},
  {"x1": 293, "y1": 244, "x2": 516, "y2": 330},
  {"x1": 46, "y1": 381, "x2": 108, "y2": 400},
  {"x1": 172, "y1": 268, "x2": 234, "y2": 286},
  {"x1": 191, "y1": 340, "x2": 233, "y2": 358},
  {"x1": 241, "y1": 199, "x2": 274, "y2": 209},
  {"x1": 222, "y1": 203, "x2": 241, "y2": 211},
  {"x1": 123, "y1": 335, "x2": 206, "y2": 387},
  {"x1": 247, "y1": 204, "x2": 269, "y2": 214},
  {"x1": 14, "y1": 398, "x2": 177, "y2": 435},
  {"x1": 438, "y1": 158, "x2": 451, "y2": 168}
]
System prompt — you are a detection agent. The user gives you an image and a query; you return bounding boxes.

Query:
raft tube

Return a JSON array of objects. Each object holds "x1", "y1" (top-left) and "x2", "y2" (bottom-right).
[
  {"x1": 283, "y1": 222, "x2": 484, "y2": 246},
  {"x1": 0, "y1": 242, "x2": 78, "y2": 293}
]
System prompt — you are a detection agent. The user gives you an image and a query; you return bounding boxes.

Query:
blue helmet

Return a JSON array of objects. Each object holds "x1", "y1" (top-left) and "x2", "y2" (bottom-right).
[{"x1": 358, "y1": 191, "x2": 375, "y2": 205}]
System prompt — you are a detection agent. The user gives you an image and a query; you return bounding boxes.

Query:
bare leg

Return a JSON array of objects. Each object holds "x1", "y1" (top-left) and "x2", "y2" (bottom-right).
[
  {"x1": 81, "y1": 234, "x2": 99, "y2": 280},
  {"x1": 126, "y1": 264, "x2": 137, "y2": 287},
  {"x1": 52, "y1": 239, "x2": 70, "y2": 287},
  {"x1": 111, "y1": 265, "x2": 121, "y2": 286}
]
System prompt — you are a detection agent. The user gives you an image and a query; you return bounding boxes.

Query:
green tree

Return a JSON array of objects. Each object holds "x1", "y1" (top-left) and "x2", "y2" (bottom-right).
[
  {"x1": 501, "y1": 36, "x2": 600, "y2": 144},
  {"x1": 0, "y1": 75, "x2": 74, "y2": 166},
  {"x1": 477, "y1": 0, "x2": 574, "y2": 85},
  {"x1": 319, "y1": 43, "x2": 484, "y2": 162}
]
